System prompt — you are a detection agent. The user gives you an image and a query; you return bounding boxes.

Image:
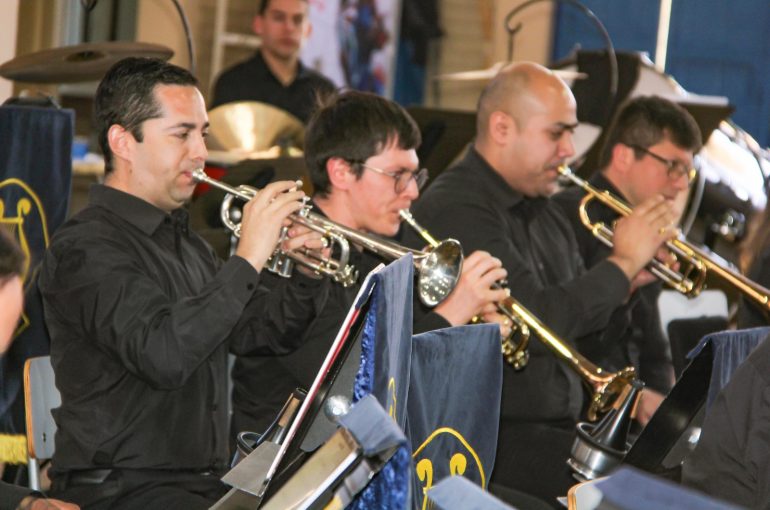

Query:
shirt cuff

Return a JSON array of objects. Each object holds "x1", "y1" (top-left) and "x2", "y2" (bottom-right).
[
  {"x1": 220, "y1": 256, "x2": 261, "y2": 303},
  {"x1": 593, "y1": 258, "x2": 632, "y2": 303}
]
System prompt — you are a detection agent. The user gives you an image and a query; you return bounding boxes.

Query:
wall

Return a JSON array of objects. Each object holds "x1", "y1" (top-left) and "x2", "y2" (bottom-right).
[
  {"x1": 434, "y1": 0, "x2": 553, "y2": 111},
  {"x1": 0, "y1": 0, "x2": 19, "y2": 103}
]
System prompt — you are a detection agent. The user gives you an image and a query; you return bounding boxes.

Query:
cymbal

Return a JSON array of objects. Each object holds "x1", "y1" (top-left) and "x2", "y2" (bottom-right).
[
  {"x1": 0, "y1": 42, "x2": 174, "y2": 83},
  {"x1": 434, "y1": 62, "x2": 587, "y2": 82},
  {"x1": 206, "y1": 101, "x2": 305, "y2": 156}
]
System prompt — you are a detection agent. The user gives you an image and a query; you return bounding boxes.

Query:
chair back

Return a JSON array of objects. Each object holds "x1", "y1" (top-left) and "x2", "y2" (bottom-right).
[{"x1": 23, "y1": 355, "x2": 59, "y2": 489}]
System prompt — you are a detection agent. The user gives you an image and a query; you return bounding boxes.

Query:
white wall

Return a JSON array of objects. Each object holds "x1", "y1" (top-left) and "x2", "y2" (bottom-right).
[{"x1": 0, "y1": 0, "x2": 20, "y2": 103}]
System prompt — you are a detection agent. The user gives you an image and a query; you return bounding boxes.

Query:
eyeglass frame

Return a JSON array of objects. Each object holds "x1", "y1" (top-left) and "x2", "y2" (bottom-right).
[
  {"x1": 627, "y1": 144, "x2": 697, "y2": 183},
  {"x1": 350, "y1": 161, "x2": 429, "y2": 193}
]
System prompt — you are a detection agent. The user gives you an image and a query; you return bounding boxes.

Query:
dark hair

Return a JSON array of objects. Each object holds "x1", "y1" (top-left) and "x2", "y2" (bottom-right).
[
  {"x1": 95, "y1": 57, "x2": 198, "y2": 173},
  {"x1": 258, "y1": 0, "x2": 308, "y2": 15},
  {"x1": 0, "y1": 229, "x2": 24, "y2": 286},
  {"x1": 304, "y1": 90, "x2": 421, "y2": 196},
  {"x1": 598, "y1": 96, "x2": 702, "y2": 169}
]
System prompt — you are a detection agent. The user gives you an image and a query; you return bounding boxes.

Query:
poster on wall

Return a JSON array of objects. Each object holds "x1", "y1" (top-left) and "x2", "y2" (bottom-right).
[{"x1": 301, "y1": 0, "x2": 401, "y2": 98}]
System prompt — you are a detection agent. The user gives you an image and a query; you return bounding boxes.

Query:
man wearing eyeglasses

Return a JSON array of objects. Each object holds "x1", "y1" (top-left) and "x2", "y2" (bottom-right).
[
  {"x1": 554, "y1": 95, "x2": 702, "y2": 426},
  {"x1": 230, "y1": 90, "x2": 509, "y2": 442}
]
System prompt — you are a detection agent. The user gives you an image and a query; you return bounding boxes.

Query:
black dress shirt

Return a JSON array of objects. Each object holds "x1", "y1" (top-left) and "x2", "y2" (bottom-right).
[
  {"x1": 39, "y1": 185, "x2": 325, "y2": 476},
  {"x1": 406, "y1": 148, "x2": 631, "y2": 424},
  {"x1": 210, "y1": 51, "x2": 336, "y2": 123},
  {"x1": 231, "y1": 200, "x2": 450, "y2": 435},
  {"x1": 553, "y1": 173, "x2": 674, "y2": 394},
  {"x1": 681, "y1": 331, "x2": 770, "y2": 509}
]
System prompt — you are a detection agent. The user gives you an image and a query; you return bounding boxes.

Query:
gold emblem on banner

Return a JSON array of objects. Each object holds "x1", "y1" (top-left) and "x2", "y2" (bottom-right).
[
  {"x1": 413, "y1": 427, "x2": 486, "y2": 510},
  {"x1": 0, "y1": 178, "x2": 50, "y2": 339}
]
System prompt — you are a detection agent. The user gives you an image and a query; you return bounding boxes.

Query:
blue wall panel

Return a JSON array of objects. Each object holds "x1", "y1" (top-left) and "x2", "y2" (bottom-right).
[{"x1": 551, "y1": 0, "x2": 770, "y2": 145}]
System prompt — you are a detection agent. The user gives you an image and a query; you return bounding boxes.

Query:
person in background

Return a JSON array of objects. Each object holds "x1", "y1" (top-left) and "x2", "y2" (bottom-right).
[
  {"x1": 0, "y1": 229, "x2": 78, "y2": 510},
  {"x1": 210, "y1": 0, "x2": 335, "y2": 123}
]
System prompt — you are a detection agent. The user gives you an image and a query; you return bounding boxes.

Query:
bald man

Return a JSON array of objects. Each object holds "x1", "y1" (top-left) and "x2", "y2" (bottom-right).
[{"x1": 405, "y1": 63, "x2": 676, "y2": 505}]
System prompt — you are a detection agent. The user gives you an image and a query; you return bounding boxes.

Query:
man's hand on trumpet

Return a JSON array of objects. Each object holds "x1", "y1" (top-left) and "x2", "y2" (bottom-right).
[
  {"x1": 236, "y1": 180, "x2": 319, "y2": 272},
  {"x1": 608, "y1": 194, "x2": 678, "y2": 282},
  {"x1": 433, "y1": 250, "x2": 511, "y2": 336}
]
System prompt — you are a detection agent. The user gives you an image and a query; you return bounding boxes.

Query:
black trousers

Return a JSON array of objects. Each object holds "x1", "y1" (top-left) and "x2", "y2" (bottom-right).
[
  {"x1": 50, "y1": 468, "x2": 229, "y2": 510},
  {"x1": 490, "y1": 421, "x2": 578, "y2": 509}
]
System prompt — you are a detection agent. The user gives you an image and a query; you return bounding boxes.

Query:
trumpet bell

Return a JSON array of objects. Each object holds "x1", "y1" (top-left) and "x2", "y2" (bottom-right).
[{"x1": 416, "y1": 239, "x2": 464, "y2": 307}]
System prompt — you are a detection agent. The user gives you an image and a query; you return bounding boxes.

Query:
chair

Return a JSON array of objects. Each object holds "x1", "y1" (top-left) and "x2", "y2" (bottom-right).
[
  {"x1": 23, "y1": 355, "x2": 60, "y2": 491},
  {"x1": 657, "y1": 289, "x2": 730, "y2": 377}
]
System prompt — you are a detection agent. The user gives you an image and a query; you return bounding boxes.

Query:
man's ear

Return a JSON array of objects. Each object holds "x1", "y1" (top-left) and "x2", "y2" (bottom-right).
[
  {"x1": 613, "y1": 143, "x2": 634, "y2": 174},
  {"x1": 107, "y1": 124, "x2": 133, "y2": 164},
  {"x1": 488, "y1": 111, "x2": 514, "y2": 145},
  {"x1": 252, "y1": 15, "x2": 263, "y2": 36},
  {"x1": 326, "y1": 157, "x2": 353, "y2": 191}
]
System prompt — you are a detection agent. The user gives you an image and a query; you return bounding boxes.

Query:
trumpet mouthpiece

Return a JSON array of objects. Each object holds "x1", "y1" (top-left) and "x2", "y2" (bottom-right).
[{"x1": 192, "y1": 168, "x2": 207, "y2": 182}]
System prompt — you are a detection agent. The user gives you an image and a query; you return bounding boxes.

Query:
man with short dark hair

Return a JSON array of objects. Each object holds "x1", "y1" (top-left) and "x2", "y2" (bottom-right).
[
  {"x1": 39, "y1": 57, "x2": 326, "y2": 509},
  {"x1": 407, "y1": 62, "x2": 677, "y2": 504},
  {"x1": 231, "y1": 90, "x2": 509, "y2": 439},
  {"x1": 210, "y1": 0, "x2": 335, "y2": 122},
  {"x1": 554, "y1": 95, "x2": 702, "y2": 423}
]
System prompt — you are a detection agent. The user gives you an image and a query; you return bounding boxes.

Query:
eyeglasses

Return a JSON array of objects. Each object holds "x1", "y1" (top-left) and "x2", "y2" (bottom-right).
[
  {"x1": 629, "y1": 144, "x2": 697, "y2": 183},
  {"x1": 357, "y1": 163, "x2": 429, "y2": 193}
]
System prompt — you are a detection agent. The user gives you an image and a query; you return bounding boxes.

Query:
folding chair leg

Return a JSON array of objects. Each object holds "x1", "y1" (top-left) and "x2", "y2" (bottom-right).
[{"x1": 27, "y1": 456, "x2": 40, "y2": 491}]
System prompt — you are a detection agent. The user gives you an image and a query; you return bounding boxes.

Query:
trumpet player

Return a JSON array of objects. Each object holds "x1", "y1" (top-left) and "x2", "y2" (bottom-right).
[
  {"x1": 37, "y1": 57, "x2": 327, "y2": 510},
  {"x1": 231, "y1": 90, "x2": 511, "y2": 441},
  {"x1": 554, "y1": 96, "x2": 702, "y2": 425},
  {"x1": 406, "y1": 62, "x2": 679, "y2": 505}
]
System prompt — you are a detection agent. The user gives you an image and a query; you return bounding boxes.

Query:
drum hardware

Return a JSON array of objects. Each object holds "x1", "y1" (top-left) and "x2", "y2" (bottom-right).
[
  {"x1": 192, "y1": 170, "x2": 464, "y2": 307},
  {"x1": 558, "y1": 165, "x2": 770, "y2": 313},
  {"x1": 0, "y1": 42, "x2": 173, "y2": 83},
  {"x1": 568, "y1": 377, "x2": 644, "y2": 480}
]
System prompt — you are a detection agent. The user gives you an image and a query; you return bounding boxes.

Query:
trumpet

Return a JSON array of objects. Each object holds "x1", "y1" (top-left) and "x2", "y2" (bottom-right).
[
  {"x1": 192, "y1": 169, "x2": 464, "y2": 307},
  {"x1": 557, "y1": 165, "x2": 770, "y2": 312},
  {"x1": 490, "y1": 287, "x2": 637, "y2": 421}
]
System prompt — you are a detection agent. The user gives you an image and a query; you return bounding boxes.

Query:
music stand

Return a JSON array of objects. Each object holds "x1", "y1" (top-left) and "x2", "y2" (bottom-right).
[
  {"x1": 211, "y1": 265, "x2": 384, "y2": 508},
  {"x1": 406, "y1": 107, "x2": 476, "y2": 184}
]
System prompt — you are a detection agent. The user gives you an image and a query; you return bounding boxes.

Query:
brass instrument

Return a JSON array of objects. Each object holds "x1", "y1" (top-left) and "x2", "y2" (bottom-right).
[
  {"x1": 557, "y1": 165, "x2": 770, "y2": 312},
  {"x1": 495, "y1": 292, "x2": 637, "y2": 421},
  {"x1": 192, "y1": 169, "x2": 464, "y2": 306},
  {"x1": 402, "y1": 209, "x2": 635, "y2": 420}
]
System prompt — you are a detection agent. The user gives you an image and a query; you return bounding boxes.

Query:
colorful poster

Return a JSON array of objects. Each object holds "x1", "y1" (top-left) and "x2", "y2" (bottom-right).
[{"x1": 302, "y1": 0, "x2": 401, "y2": 97}]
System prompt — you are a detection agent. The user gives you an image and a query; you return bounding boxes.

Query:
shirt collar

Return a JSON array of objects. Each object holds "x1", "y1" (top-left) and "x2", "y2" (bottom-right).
[
  {"x1": 88, "y1": 185, "x2": 186, "y2": 235},
  {"x1": 463, "y1": 146, "x2": 526, "y2": 209},
  {"x1": 256, "y1": 49, "x2": 310, "y2": 84},
  {"x1": 591, "y1": 172, "x2": 627, "y2": 201}
]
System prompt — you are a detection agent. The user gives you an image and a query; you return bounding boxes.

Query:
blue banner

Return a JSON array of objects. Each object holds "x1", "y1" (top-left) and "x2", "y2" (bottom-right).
[
  {"x1": 408, "y1": 324, "x2": 502, "y2": 509},
  {"x1": 351, "y1": 255, "x2": 503, "y2": 509},
  {"x1": 0, "y1": 105, "x2": 73, "y2": 436}
]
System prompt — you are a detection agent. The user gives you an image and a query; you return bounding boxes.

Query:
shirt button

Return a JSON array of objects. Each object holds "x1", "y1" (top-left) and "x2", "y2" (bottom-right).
[
  {"x1": 212, "y1": 404, "x2": 218, "y2": 411},
  {"x1": 247, "y1": 283, "x2": 254, "y2": 291}
]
